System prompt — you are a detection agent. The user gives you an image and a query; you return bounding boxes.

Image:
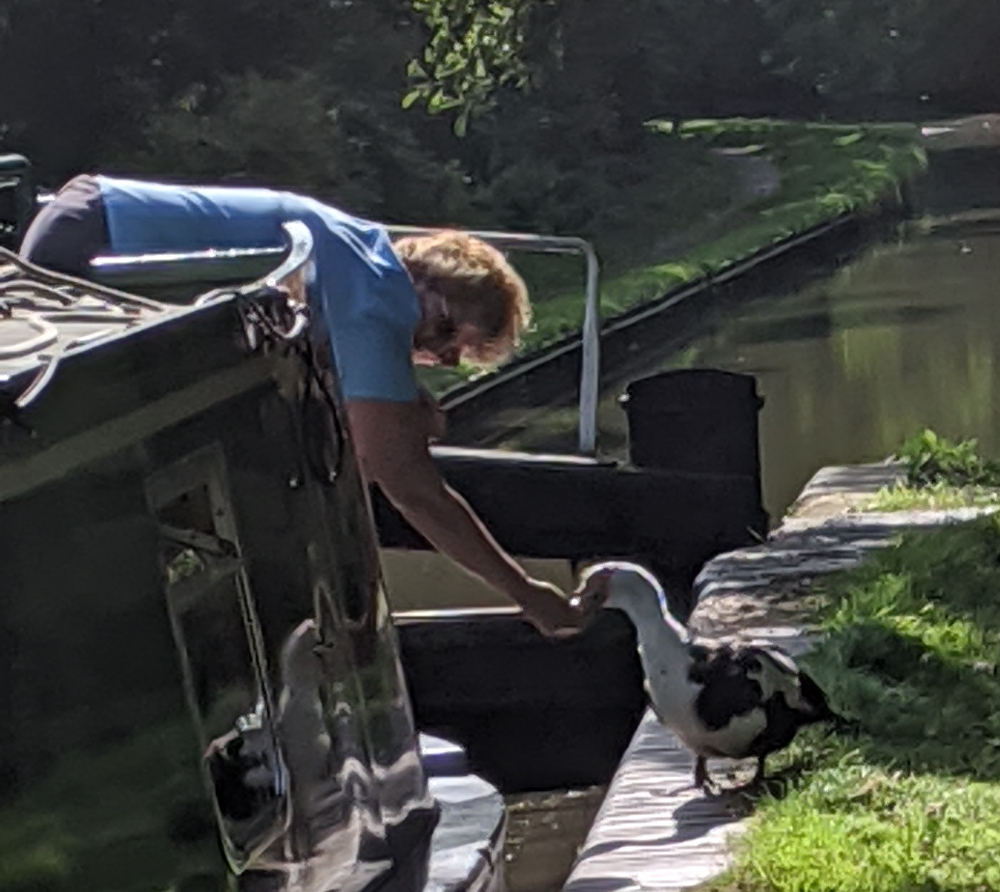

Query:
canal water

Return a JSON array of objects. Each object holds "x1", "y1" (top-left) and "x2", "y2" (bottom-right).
[
  {"x1": 503, "y1": 786, "x2": 606, "y2": 892},
  {"x1": 459, "y1": 209, "x2": 1000, "y2": 522},
  {"x1": 445, "y1": 150, "x2": 1000, "y2": 892}
]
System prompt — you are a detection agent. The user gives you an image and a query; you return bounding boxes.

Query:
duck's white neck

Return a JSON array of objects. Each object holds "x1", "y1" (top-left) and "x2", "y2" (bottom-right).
[
  {"x1": 612, "y1": 587, "x2": 690, "y2": 662},
  {"x1": 609, "y1": 583, "x2": 702, "y2": 729}
]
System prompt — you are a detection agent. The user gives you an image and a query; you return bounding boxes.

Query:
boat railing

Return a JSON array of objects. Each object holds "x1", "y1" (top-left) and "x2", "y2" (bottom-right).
[
  {"x1": 89, "y1": 223, "x2": 601, "y2": 455},
  {"x1": 93, "y1": 219, "x2": 316, "y2": 306},
  {"x1": 11, "y1": 178, "x2": 601, "y2": 453}
]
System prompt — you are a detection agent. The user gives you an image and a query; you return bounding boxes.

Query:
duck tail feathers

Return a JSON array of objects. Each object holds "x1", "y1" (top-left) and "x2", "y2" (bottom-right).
[
  {"x1": 797, "y1": 670, "x2": 840, "y2": 724},
  {"x1": 795, "y1": 672, "x2": 861, "y2": 734}
]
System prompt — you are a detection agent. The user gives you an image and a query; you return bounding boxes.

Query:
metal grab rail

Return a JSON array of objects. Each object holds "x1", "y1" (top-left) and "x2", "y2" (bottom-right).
[
  {"x1": 31, "y1": 190, "x2": 602, "y2": 453},
  {"x1": 91, "y1": 243, "x2": 289, "y2": 288},
  {"x1": 386, "y1": 225, "x2": 601, "y2": 455}
]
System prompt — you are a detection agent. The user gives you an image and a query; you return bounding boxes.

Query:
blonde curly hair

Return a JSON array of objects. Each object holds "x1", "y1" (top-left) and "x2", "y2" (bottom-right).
[{"x1": 393, "y1": 230, "x2": 532, "y2": 366}]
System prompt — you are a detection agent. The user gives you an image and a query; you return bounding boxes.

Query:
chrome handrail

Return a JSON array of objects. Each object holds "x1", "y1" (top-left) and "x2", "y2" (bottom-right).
[
  {"x1": 385, "y1": 226, "x2": 600, "y2": 455},
  {"x1": 91, "y1": 243, "x2": 287, "y2": 288},
  {"x1": 79, "y1": 216, "x2": 601, "y2": 453},
  {"x1": 249, "y1": 220, "x2": 314, "y2": 294},
  {"x1": 190, "y1": 220, "x2": 315, "y2": 309}
]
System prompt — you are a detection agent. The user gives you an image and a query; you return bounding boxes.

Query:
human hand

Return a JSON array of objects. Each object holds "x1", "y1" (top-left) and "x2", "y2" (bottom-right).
[
  {"x1": 515, "y1": 577, "x2": 593, "y2": 638},
  {"x1": 571, "y1": 565, "x2": 613, "y2": 614}
]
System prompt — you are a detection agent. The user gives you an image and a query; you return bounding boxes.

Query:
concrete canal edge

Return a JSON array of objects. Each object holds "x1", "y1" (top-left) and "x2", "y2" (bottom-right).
[{"x1": 562, "y1": 461, "x2": 997, "y2": 892}]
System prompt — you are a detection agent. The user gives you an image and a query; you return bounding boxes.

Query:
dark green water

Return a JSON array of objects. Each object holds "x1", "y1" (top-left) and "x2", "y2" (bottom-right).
[{"x1": 458, "y1": 212, "x2": 1000, "y2": 520}]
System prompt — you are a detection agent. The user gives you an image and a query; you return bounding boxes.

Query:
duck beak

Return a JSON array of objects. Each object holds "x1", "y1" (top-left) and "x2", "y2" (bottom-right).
[{"x1": 572, "y1": 567, "x2": 613, "y2": 612}]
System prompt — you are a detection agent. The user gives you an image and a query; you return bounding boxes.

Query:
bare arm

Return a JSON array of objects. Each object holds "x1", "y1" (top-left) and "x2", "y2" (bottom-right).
[{"x1": 346, "y1": 399, "x2": 586, "y2": 635}]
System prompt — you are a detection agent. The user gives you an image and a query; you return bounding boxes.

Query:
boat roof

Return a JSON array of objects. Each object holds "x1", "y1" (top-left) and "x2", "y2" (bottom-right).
[
  {"x1": 0, "y1": 251, "x2": 179, "y2": 395},
  {"x1": 0, "y1": 221, "x2": 316, "y2": 412}
]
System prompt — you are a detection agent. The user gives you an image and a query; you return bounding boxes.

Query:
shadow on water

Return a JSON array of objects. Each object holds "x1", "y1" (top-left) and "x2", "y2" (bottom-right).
[{"x1": 733, "y1": 303, "x2": 958, "y2": 347}]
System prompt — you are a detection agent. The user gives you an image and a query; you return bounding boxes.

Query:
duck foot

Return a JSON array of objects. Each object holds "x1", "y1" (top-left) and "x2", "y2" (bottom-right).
[
  {"x1": 693, "y1": 756, "x2": 724, "y2": 797},
  {"x1": 731, "y1": 756, "x2": 769, "y2": 796}
]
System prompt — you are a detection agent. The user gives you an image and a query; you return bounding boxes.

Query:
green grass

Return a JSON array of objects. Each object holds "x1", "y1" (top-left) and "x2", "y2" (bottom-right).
[
  {"x1": 896, "y1": 428, "x2": 1000, "y2": 489},
  {"x1": 0, "y1": 720, "x2": 222, "y2": 892},
  {"x1": 861, "y1": 429, "x2": 1000, "y2": 513},
  {"x1": 422, "y1": 118, "x2": 926, "y2": 397},
  {"x1": 867, "y1": 480, "x2": 1000, "y2": 512},
  {"x1": 706, "y1": 515, "x2": 1000, "y2": 892}
]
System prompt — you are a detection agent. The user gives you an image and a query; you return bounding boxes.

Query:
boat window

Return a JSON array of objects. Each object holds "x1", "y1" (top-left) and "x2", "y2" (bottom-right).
[{"x1": 145, "y1": 444, "x2": 289, "y2": 873}]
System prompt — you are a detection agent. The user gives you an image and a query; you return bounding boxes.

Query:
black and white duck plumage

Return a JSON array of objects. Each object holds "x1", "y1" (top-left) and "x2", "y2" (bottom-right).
[{"x1": 584, "y1": 561, "x2": 841, "y2": 792}]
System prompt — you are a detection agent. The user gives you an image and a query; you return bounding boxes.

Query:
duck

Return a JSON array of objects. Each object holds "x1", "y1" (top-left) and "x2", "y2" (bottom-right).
[{"x1": 582, "y1": 560, "x2": 842, "y2": 792}]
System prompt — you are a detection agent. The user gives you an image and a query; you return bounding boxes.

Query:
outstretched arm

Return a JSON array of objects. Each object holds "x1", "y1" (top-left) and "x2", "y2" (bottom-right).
[{"x1": 345, "y1": 398, "x2": 587, "y2": 636}]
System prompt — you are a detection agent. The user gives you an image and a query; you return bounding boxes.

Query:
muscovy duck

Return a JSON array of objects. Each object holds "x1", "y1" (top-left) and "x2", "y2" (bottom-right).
[{"x1": 583, "y1": 560, "x2": 841, "y2": 791}]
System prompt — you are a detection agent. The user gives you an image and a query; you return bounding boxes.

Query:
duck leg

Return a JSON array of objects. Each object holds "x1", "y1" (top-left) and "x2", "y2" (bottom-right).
[
  {"x1": 694, "y1": 755, "x2": 723, "y2": 795},
  {"x1": 746, "y1": 755, "x2": 767, "y2": 789},
  {"x1": 694, "y1": 755, "x2": 709, "y2": 789}
]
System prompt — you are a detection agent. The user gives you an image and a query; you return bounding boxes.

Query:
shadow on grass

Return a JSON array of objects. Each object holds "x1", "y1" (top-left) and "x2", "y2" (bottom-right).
[
  {"x1": 773, "y1": 515, "x2": 1000, "y2": 786},
  {"x1": 711, "y1": 517, "x2": 1000, "y2": 821}
]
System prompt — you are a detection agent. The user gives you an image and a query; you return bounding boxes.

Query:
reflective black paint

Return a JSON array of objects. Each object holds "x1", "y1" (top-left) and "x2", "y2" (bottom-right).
[{"x1": 0, "y1": 255, "x2": 442, "y2": 892}]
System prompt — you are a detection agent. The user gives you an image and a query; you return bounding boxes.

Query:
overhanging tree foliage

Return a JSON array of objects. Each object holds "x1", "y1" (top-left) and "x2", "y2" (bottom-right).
[
  {"x1": 404, "y1": 0, "x2": 542, "y2": 134},
  {"x1": 2, "y1": 0, "x2": 999, "y2": 228}
]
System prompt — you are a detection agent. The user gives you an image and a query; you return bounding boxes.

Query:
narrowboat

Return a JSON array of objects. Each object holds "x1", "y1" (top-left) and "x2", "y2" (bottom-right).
[
  {"x1": 1, "y1": 153, "x2": 768, "y2": 810},
  {"x1": 0, "y1": 212, "x2": 504, "y2": 892}
]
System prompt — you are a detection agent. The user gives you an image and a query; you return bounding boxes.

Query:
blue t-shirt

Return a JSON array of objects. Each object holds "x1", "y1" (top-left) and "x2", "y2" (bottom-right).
[{"x1": 96, "y1": 176, "x2": 421, "y2": 403}]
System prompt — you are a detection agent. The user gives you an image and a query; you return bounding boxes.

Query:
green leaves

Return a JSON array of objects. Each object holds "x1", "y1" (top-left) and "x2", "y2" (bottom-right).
[
  {"x1": 403, "y1": 0, "x2": 542, "y2": 133},
  {"x1": 896, "y1": 428, "x2": 1000, "y2": 488}
]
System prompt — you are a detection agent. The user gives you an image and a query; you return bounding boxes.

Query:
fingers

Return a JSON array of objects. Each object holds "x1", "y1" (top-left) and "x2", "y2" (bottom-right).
[
  {"x1": 531, "y1": 598, "x2": 595, "y2": 639},
  {"x1": 519, "y1": 575, "x2": 611, "y2": 639},
  {"x1": 529, "y1": 616, "x2": 584, "y2": 639},
  {"x1": 572, "y1": 573, "x2": 609, "y2": 614}
]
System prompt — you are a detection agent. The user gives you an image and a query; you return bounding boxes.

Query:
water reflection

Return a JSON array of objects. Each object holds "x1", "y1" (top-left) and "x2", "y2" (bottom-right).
[
  {"x1": 735, "y1": 303, "x2": 956, "y2": 346},
  {"x1": 0, "y1": 327, "x2": 437, "y2": 892},
  {"x1": 460, "y1": 212, "x2": 1000, "y2": 521}
]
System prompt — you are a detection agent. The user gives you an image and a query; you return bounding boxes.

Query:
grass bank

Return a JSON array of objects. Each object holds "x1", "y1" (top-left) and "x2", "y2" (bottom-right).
[
  {"x1": 706, "y1": 514, "x2": 1000, "y2": 892},
  {"x1": 867, "y1": 429, "x2": 1000, "y2": 511},
  {"x1": 422, "y1": 118, "x2": 926, "y2": 397}
]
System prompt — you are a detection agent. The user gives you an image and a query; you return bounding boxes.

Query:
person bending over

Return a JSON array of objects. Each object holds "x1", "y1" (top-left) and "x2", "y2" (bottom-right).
[{"x1": 20, "y1": 174, "x2": 592, "y2": 636}]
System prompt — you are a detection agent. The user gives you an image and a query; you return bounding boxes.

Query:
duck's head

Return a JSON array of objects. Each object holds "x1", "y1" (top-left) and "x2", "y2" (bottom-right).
[
  {"x1": 577, "y1": 561, "x2": 677, "y2": 626},
  {"x1": 579, "y1": 562, "x2": 690, "y2": 652}
]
